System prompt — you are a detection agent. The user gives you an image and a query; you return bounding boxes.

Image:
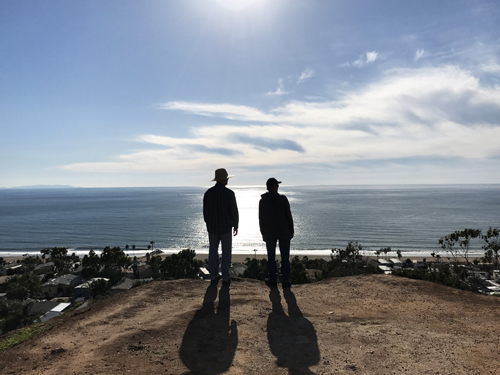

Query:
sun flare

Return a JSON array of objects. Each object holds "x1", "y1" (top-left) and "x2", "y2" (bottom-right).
[{"x1": 215, "y1": 0, "x2": 265, "y2": 12}]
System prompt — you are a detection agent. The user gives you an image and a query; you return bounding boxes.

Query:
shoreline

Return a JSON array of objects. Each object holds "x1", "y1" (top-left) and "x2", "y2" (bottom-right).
[{"x1": 1, "y1": 248, "x2": 484, "y2": 265}]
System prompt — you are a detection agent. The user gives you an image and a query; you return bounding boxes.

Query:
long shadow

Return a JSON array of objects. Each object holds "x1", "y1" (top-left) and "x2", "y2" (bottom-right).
[
  {"x1": 179, "y1": 283, "x2": 238, "y2": 374},
  {"x1": 267, "y1": 287, "x2": 320, "y2": 375}
]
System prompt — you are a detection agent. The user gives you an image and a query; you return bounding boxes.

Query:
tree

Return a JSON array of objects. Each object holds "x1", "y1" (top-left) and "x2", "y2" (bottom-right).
[
  {"x1": 150, "y1": 241, "x2": 155, "y2": 250},
  {"x1": 438, "y1": 229, "x2": 482, "y2": 264},
  {"x1": 132, "y1": 256, "x2": 139, "y2": 279},
  {"x1": 0, "y1": 300, "x2": 40, "y2": 334},
  {"x1": 5, "y1": 273, "x2": 42, "y2": 300},
  {"x1": 90, "y1": 278, "x2": 112, "y2": 299},
  {"x1": 21, "y1": 255, "x2": 42, "y2": 271},
  {"x1": 381, "y1": 247, "x2": 391, "y2": 260},
  {"x1": 82, "y1": 249, "x2": 102, "y2": 279},
  {"x1": 243, "y1": 258, "x2": 267, "y2": 280},
  {"x1": 403, "y1": 258, "x2": 413, "y2": 268},
  {"x1": 396, "y1": 250, "x2": 402, "y2": 261},
  {"x1": 160, "y1": 249, "x2": 201, "y2": 279},
  {"x1": 290, "y1": 256, "x2": 309, "y2": 284},
  {"x1": 374, "y1": 250, "x2": 380, "y2": 262},
  {"x1": 100, "y1": 246, "x2": 132, "y2": 284},
  {"x1": 483, "y1": 227, "x2": 500, "y2": 266},
  {"x1": 147, "y1": 249, "x2": 202, "y2": 280},
  {"x1": 40, "y1": 247, "x2": 73, "y2": 274},
  {"x1": 322, "y1": 242, "x2": 380, "y2": 279}
]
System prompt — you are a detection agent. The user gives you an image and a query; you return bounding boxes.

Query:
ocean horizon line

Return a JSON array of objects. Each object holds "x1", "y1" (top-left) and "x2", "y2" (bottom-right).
[{"x1": 2, "y1": 183, "x2": 500, "y2": 190}]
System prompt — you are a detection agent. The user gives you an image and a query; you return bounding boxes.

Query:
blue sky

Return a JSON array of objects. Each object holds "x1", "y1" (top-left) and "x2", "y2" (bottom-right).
[{"x1": 1, "y1": 0, "x2": 499, "y2": 188}]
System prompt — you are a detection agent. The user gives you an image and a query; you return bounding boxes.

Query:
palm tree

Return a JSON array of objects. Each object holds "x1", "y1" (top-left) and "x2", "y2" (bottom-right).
[
  {"x1": 381, "y1": 247, "x2": 391, "y2": 260},
  {"x1": 150, "y1": 241, "x2": 155, "y2": 250},
  {"x1": 374, "y1": 250, "x2": 380, "y2": 262}
]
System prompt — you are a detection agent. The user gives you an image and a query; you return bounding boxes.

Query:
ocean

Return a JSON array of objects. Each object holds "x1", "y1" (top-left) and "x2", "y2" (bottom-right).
[{"x1": 0, "y1": 185, "x2": 499, "y2": 258}]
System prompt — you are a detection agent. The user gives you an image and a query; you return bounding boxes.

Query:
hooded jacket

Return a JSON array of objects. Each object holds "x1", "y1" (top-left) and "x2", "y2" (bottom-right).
[{"x1": 259, "y1": 191, "x2": 294, "y2": 240}]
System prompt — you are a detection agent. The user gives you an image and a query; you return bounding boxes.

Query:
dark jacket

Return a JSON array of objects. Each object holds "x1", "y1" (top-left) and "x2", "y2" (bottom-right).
[
  {"x1": 259, "y1": 192, "x2": 294, "y2": 240},
  {"x1": 203, "y1": 183, "x2": 239, "y2": 235}
]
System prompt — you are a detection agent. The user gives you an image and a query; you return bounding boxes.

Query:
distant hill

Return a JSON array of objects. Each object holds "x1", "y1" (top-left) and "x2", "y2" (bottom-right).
[
  {"x1": 9, "y1": 185, "x2": 76, "y2": 189},
  {"x1": 1, "y1": 275, "x2": 500, "y2": 374}
]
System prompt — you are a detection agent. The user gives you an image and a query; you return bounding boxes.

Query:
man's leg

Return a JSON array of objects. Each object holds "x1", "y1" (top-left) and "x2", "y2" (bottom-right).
[
  {"x1": 220, "y1": 231, "x2": 232, "y2": 280},
  {"x1": 208, "y1": 232, "x2": 221, "y2": 280},
  {"x1": 266, "y1": 238, "x2": 278, "y2": 282},
  {"x1": 278, "y1": 237, "x2": 291, "y2": 283}
]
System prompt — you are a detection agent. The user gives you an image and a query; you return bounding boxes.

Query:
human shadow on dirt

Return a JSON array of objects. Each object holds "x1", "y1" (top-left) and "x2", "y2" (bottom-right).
[
  {"x1": 179, "y1": 283, "x2": 238, "y2": 375},
  {"x1": 267, "y1": 287, "x2": 320, "y2": 375}
]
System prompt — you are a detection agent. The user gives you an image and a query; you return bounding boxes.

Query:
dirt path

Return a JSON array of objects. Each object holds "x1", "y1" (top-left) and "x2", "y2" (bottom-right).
[{"x1": 1, "y1": 275, "x2": 500, "y2": 375}]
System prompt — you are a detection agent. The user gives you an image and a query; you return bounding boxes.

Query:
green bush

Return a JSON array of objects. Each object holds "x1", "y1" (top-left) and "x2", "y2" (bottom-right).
[{"x1": 243, "y1": 258, "x2": 267, "y2": 280}]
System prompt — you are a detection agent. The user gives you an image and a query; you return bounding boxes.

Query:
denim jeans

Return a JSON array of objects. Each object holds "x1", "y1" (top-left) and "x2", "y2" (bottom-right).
[
  {"x1": 266, "y1": 237, "x2": 291, "y2": 283},
  {"x1": 208, "y1": 231, "x2": 232, "y2": 279}
]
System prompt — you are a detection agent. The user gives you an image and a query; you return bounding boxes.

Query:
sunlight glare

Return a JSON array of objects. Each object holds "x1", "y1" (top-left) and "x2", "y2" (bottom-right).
[
  {"x1": 233, "y1": 187, "x2": 265, "y2": 251},
  {"x1": 215, "y1": 0, "x2": 265, "y2": 12}
]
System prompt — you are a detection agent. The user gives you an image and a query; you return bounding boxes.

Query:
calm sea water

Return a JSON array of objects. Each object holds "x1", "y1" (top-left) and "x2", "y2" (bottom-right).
[{"x1": 0, "y1": 185, "x2": 499, "y2": 258}]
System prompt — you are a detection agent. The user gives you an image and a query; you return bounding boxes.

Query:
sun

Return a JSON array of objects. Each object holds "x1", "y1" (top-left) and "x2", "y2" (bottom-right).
[{"x1": 214, "y1": 0, "x2": 264, "y2": 12}]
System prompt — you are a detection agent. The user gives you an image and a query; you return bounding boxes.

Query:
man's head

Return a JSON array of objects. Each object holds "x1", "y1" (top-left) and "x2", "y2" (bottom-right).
[
  {"x1": 211, "y1": 168, "x2": 234, "y2": 184},
  {"x1": 266, "y1": 177, "x2": 282, "y2": 192}
]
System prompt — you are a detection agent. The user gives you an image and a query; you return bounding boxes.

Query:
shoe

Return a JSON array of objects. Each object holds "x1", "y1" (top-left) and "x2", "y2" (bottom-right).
[
  {"x1": 222, "y1": 278, "x2": 231, "y2": 285},
  {"x1": 211, "y1": 276, "x2": 220, "y2": 284},
  {"x1": 265, "y1": 278, "x2": 277, "y2": 287},
  {"x1": 282, "y1": 281, "x2": 292, "y2": 288}
]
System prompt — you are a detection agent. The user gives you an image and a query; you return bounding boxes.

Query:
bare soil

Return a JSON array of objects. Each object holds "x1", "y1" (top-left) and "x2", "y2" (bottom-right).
[{"x1": 1, "y1": 274, "x2": 500, "y2": 375}]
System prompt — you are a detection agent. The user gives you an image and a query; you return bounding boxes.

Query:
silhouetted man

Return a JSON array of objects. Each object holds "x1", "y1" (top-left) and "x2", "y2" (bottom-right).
[
  {"x1": 203, "y1": 168, "x2": 239, "y2": 285},
  {"x1": 259, "y1": 178, "x2": 294, "y2": 288}
]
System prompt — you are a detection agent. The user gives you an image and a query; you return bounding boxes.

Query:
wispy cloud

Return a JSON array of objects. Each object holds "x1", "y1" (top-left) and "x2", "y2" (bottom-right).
[
  {"x1": 351, "y1": 51, "x2": 379, "y2": 68},
  {"x1": 480, "y1": 61, "x2": 500, "y2": 73},
  {"x1": 266, "y1": 78, "x2": 290, "y2": 96},
  {"x1": 62, "y1": 66, "x2": 500, "y2": 175},
  {"x1": 297, "y1": 67, "x2": 315, "y2": 84},
  {"x1": 415, "y1": 49, "x2": 425, "y2": 61}
]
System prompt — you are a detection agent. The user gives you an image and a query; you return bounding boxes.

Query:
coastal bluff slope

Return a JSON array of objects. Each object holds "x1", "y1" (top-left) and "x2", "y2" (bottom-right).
[{"x1": 2, "y1": 275, "x2": 500, "y2": 375}]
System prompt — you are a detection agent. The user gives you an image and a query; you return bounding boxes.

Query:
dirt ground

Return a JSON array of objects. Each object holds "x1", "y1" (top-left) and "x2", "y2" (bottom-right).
[{"x1": 1, "y1": 274, "x2": 500, "y2": 375}]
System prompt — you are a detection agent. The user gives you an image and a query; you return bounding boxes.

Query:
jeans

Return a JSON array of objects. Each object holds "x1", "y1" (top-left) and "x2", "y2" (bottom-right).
[
  {"x1": 266, "y1": 237, "x2": 291, "y2": 283},
  {"x1": 208, "y1": 231, "x2": 232, "y2": 279}
]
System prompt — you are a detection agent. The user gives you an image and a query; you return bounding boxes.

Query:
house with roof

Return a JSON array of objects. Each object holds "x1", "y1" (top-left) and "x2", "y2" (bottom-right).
[
  {"x1": 1, "y1": 263, "x2": 25, "y2": 276},
  {"x1": 31, "y1": 300, "x2": 72, "y2": 322},
  {"x1": 33, "y1": 262, "x2": 55, "y2": 275},
  {"x1": 74, "y1": 277, "x2": 110, "y2": 299},
  {"x1": 111, "y1": 278, "x2": 135, "y2": 295},
  {"x1": 41, "y1": 274, "x2": 82, "y2": 299}
]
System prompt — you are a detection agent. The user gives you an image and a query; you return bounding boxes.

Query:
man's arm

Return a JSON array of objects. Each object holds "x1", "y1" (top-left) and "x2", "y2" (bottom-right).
[
  {"x1": 284, "y1": 196, "x2": 294, "y2": 239},
  {"x1": 231, "y1": 191, "x2": 239, "y2": 236},
  {"x1": 202, "y1": 192, "x2": 207, "y2": 223},
  {"x1": 259, "y1": 199, "x2": 266, "y2": 241}
]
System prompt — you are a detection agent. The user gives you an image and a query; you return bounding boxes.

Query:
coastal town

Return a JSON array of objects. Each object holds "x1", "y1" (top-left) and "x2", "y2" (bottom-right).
[{"x1": 1, "y1": 235, "x2": 499, "y2": 337}]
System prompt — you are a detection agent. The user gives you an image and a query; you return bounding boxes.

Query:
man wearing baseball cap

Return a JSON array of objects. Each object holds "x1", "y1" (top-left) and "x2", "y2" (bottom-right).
[
  {"x1": 259, "y1": 178, "x2": 294, "y2": 288},
  {"x1": 203, "y1": 168, "x2": 239, "y2": 285}
]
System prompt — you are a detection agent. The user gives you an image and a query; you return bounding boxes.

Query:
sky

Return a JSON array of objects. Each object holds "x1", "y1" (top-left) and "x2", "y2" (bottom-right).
[{"x1": 1, "y1": 0, "x2": 500, "y2": 188}]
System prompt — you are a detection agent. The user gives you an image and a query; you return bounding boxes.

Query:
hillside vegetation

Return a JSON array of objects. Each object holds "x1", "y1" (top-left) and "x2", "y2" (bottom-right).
[{"x1": 1, "y1": 275, "x2": 500, "y2": 375}]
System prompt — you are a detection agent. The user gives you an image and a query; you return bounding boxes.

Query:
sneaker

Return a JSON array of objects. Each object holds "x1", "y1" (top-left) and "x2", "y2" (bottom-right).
[
  {"x1": 282, "y1": 281, "x2": 292, "y2": 288},
  {"x1": 222, "y1": 278, "x2": 231, "y2": 285}
]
